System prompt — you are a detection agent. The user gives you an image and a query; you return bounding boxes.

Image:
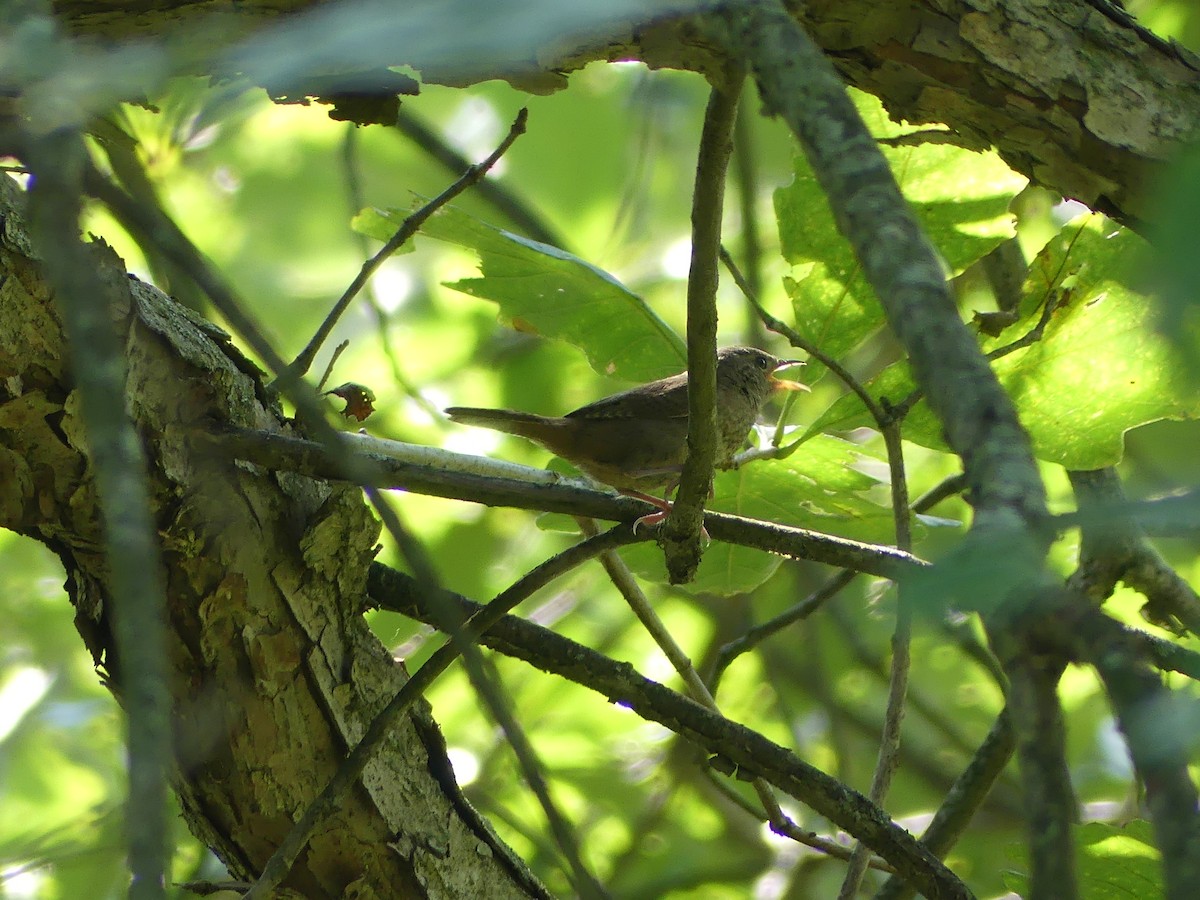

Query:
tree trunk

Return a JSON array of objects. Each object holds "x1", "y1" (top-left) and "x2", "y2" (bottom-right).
[{"x1": 0, "y1": 175, "x2": 545, "y2": 898}]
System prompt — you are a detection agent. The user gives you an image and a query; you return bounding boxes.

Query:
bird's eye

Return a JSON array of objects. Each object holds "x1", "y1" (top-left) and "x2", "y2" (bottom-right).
[{"x1": 756, "y1": 356, "x2": 769, "y2": 369}]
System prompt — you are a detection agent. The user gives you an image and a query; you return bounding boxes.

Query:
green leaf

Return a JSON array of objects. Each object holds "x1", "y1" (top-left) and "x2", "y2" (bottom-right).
[
  {"x1": 804, "y1": 217, "x2": 1200, "y2": 469},
  {"x1": 774, "y1": 89, "x2": 1026, "y2": 367},
  {"x1": 349, "y1": 207, "x2": 418, "y2": 253},
  {"x1": 802, "y1": 361, "x2": 922, "y2": 445},
  {"x1": 1004, "y1": 821, "x2": 1161, "y2": 899},
  {"x1": 988, "y1": 215, "x2": 1199, "y2": 468},
  {"x1": 355, "y1": 202, "x2": 686, "y2": 382},
  {"x1": 616, "y1": 434, "x2": 899, "y2": 596}
]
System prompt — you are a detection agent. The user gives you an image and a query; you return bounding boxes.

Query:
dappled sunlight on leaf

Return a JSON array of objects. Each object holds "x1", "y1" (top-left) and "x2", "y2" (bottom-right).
[{"x1": 356, "y1": 202, "x2": 687, "y2": 381}]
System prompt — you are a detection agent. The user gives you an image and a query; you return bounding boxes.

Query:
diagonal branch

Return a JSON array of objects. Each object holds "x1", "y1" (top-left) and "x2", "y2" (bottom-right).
[
  {"x1": 367, "y1": 564, "x2": 975, "y2": 900},
  {"x1": 243, "y1": 526, "x2": 640, "y2": 900}
]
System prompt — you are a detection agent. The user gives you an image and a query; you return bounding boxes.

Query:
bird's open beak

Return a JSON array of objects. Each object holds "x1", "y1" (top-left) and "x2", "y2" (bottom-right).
[{"x1": 770, "y1": 359, "x2": 810, "y2": 392}]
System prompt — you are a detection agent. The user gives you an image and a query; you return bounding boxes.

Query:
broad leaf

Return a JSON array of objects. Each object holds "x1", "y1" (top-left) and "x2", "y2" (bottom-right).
[
  {"x1": 804, "y1": 217, "x2": 1199, "y2": 469},
  {"x1": 354, "y1": 203, "x2": 686, "y2": 381},
  {"x1": 616, "y1": 433, "x2": 898, "y2": 596},
  {"x1": 1004, "y1": 821, "x2": 1161, "y2": 899},
  {"x1": 985, "y1": 216, "x2": 1200, "y2": 468},
  {"x1": 774, "y1": 90, "x2": 1026, "y2": 369}
]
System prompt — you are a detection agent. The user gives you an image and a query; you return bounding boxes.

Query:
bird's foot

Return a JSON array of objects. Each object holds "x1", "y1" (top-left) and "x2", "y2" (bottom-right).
[
  {"x1": 623, "y1": 489, "x2": 672, "y2": 535},
  {"x1": 632, "y1": 509, "x2": 669, "y2": 534},
  {"x1": 624, "y1": 492, "x2": 710, "y2": 544}
]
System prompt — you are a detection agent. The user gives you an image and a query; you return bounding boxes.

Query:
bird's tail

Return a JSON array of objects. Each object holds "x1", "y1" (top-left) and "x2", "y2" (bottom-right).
[{"x1": 445, "y1": 407, "x2": 557, "y2": 441}]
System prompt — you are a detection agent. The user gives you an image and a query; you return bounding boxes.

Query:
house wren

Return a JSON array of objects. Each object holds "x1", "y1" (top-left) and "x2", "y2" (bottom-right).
[{"x1": 446, "y1": 346, "x2": 806, "y2": 518}]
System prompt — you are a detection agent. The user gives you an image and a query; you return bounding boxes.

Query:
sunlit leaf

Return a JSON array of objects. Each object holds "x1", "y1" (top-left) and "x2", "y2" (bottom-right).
[
  {"x1": 355, "y1": 202, "x2": 686, "y2": 381},
  {"x1": 616, "y1": 434, "x2": 898, "y2": 595},
  {"x1": 1004, "y1": 820, "x2": 1161, "y2": 899},
  {"x1": 774, "y1": 89, "x2": 1026, "y2": 369},
  {"x1": 803, "y1": 217, "x2": 1200, "y2": 469},
  {"x1": 988, "y1": 216, "x2": 1199, "y2": 468}
]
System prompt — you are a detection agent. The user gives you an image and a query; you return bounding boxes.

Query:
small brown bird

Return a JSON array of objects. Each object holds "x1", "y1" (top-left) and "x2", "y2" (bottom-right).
[{"x1": 447, "y1": 346, "x2": 806, "y2": 524}]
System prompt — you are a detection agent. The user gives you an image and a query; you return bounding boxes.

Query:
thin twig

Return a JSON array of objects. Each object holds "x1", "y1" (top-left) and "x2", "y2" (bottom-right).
[
  {"x1": 394, "y1": 106, "x2": 564, "y2": 248},
  {"x1": 315, "y1": 339, "x2": 349, "y2": 392},
  {"x1": 282, "y1": 107, "x2": 530, "y2": 384},
  {"x1": 709, "y1": 569, "x2": 857, "y2": 689}
]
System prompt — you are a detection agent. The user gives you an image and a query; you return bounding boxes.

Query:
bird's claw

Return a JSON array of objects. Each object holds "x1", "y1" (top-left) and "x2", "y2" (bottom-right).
[
  {"x1": 632, "y1": 511, "x2": 711, "y2": 546},
  {"x1": 632, "y1": 510, "x2": 669, "y2": 534}
]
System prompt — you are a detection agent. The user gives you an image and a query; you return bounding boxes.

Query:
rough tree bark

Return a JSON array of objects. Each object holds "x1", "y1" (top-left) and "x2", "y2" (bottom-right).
[
  {"x1": 0, "y1": 175, "x2": 545, "y2": 898},
  {"x1": 6, "y1": 0, "x2": 1200, "y2": 896},
  {"x1": 49, "y1": 0, "x2": 1200, "y2": 226}
]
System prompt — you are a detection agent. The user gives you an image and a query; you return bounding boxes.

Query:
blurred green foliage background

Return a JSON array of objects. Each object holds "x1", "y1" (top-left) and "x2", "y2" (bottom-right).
[{"x1": 5, "y1": 1, "x2": 1200, "y2": 897}]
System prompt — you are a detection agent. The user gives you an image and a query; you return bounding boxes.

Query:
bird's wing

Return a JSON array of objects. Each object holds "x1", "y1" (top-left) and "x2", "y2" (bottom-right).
[{"x1": 566, "y1": 372, "x2": 689, "y2": 420}]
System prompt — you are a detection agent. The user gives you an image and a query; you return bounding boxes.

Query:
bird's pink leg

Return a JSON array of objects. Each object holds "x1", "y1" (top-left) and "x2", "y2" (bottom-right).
[
  {"x1": 621, "y1": 489, "x2": 709, "y2": 543},
  {"x1": 620, "y1": 489, "x2": 674, "y2": 532}
]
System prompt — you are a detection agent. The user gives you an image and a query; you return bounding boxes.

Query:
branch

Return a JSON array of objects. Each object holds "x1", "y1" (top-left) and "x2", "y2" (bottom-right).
[
  {"x1": 199, "y1": 426, "x2": 923, "y2": 577},
  {"x1": 366, "y1": 564, "x2": 975, "y2": 900},
  {"x1": 244, "y1": 526, "x2": 639, "y2": 900},
  {"x1": 665, "y1": 77, "x2": 741, "y2": 581}
]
